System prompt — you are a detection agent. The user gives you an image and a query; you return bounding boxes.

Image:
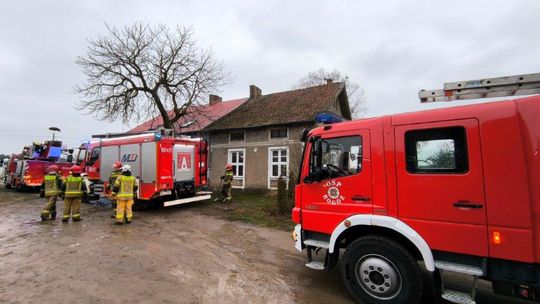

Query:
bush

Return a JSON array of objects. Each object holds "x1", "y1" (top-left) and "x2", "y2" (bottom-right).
[{"x1": 276, "y1": 176, "x2": 288, "y2": 215}]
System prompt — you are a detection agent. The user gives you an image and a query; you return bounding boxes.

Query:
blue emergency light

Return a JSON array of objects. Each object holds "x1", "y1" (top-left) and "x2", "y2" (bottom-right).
[{"x1": 314, "y1": 111, "x2": 344, "y2": 124}]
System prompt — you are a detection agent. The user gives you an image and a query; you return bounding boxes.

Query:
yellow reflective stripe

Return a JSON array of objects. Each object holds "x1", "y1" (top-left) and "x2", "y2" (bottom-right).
[
  {"x1": 45, "y1": 175, "x2": 60, "y2": 194},
  {"x1": 116, "y1": 214, "x2": 124, "y2": 219},
  {"x1": 117, "y1": 175, "x2": 135, "y2": 198},
  {"x1": 65, "y1": 176, "x2": 83, "y2": 196}
]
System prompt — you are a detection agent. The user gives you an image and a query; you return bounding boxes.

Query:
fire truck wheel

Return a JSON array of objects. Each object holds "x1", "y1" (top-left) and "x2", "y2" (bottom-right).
[
  {"x1": 5, "y1": 182, "x2": 12, "y2": 189},
  {"x1": 342, "y1": 236, "x2": 423, "y2": 304},
  {"x1": 15, "y1": 182, "x2": 24, "y2": 192}
]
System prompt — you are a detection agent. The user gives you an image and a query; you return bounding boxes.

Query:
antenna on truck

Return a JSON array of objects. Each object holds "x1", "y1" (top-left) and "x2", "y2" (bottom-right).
[{"x1": 419, "y1": 72, "x2": 540, "y2": 103}]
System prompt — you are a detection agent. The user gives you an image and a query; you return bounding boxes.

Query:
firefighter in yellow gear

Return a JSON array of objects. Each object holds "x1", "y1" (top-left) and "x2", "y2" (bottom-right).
[
  {"x1": 40, "y1": 165, "x2": 62, "y2": 221},
  {"x1": 220, "y1": 164, "x2": 234, "y2": 203},
  {"x1": 112, "y1": 164, "x2": 138, "y2": 225},
  {"x1": 108, "y1": 161, "x2": 123, "y2": 218},
  {"x1": 61, "y1": 165, "x2": 87, "y2": 222}
]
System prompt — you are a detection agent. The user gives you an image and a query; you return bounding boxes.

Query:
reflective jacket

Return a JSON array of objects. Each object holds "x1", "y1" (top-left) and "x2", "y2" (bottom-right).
[
  {"x1": 113, "y1": 175, "x2": 136, "y2": 199},
  {"x1": 43, "y1": 174, "x2": 61, "y2": 197},
  {"x1": 223, "y1": 171, "x2": 233, "y2": 184},
  {"x1": 108, "y1": 170, "x2": 122, "y2": 190},
  {"x1": 63, "y1": 175, "x2": 85, "y2": 198}
]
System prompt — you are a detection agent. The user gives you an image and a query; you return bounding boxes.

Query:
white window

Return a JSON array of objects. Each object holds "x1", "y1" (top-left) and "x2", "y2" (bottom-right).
[
  {"x1": 268, "y1": 146, "x2": 289, "y2": 189},
  {"x1": 228, "y1": 149, "x2": 245, "y2": 188}
]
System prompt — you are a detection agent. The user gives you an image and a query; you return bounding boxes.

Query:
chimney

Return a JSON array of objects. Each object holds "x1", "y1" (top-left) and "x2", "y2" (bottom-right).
[
  {"x1": 209, "y1": 94, "x2": 222, "y2": 106},
  {"x1": 325, "y1": 78, "x2": 333, "y2": 84},
  {"x1": 249, "y1": 85, "x2": 262, "y2": 98}
]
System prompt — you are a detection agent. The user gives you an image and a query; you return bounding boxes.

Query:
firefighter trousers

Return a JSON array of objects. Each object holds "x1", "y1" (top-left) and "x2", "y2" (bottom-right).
[
  {"x1": 116, "y1": 198, "x2": 133, "y2": 224},
  {"x1": 63, "y1": 197, "x2": 81, "y2": 222},
  {"x1": 41, "y1": 196, "x2": 57, "y2": 220},
  {"x1": 222, "y1": 183, "x2": 232, "y2": 203}
]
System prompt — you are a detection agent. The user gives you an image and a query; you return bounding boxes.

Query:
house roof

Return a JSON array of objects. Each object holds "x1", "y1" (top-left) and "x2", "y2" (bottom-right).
[
  {"x1": 204, "y1": 82, "x2": 350, "y2": 131},
  {"x1": 129, "y1": 98, "x2": 247, "y2": 134}
]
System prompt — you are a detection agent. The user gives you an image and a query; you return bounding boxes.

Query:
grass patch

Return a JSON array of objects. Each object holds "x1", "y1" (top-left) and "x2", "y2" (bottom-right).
[{"x1": 195, "y1": 189, "x2": 295, "y2": 231}]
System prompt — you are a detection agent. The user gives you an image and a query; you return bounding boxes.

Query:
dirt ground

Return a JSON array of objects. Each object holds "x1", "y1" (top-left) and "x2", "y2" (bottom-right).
[{"x1": 0, "y1": 187, "x2": 531, "y2": 304}]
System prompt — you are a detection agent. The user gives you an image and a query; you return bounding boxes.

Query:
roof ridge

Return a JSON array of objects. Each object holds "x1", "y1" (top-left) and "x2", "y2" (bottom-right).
[{"x1": 258, "y1": 82, "x2": 344, "y2": 99}]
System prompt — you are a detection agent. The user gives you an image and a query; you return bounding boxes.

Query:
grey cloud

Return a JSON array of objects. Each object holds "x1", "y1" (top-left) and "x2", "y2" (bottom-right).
[{"x1": 1, "y1": 0, "x2": 539, "y2": 154}]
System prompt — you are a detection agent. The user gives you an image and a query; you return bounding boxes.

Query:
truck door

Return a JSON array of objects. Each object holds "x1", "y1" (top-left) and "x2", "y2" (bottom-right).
[
  {"x1": 395, "y1": 119, "x2": 488, "y2": 256},
  {"x1": 300, "y1": 129, "x2": 372, "y2": 234}
]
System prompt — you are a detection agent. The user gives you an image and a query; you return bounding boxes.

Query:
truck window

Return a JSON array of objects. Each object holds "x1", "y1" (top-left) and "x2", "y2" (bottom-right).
[
  {"x1": 405, "y1": 126, "x2": 468, "y2": 173},
  {"x1": 310, "y1": 136, "x2": 362, "y2": 179},
  {"x1": 86, "y1": 147, "x2": 101, "y2": 166},
  {"x1": 77, "y1": 149, "x2": 87, "y2": 165}
]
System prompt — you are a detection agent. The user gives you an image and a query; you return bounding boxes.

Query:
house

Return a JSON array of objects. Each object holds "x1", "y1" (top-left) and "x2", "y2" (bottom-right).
[
  {"x1": 129, "y1": 95, "x2": 247, "y2": 136},
  {"x1": 204, "y1": 80, "x2": 351, "y2": 190}
]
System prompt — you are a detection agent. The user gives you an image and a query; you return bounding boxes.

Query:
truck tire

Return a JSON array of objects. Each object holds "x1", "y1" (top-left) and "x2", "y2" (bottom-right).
[
  {"x1": 15, "y1": 182, "x2": 24, "y2": 192},
  {"x1": 341, "y1": 236, "x2": 423, "y2": 304},
  {"x1": 133, "y1": 199, "x2": 150, "y2": 211}
]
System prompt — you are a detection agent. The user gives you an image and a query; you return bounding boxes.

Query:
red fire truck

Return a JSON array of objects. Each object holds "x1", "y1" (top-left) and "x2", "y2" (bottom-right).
[
  {"x1": 4, "y1": 141, "x2": 72, "y2": 191},
  {"x1": 76, "y1": 131, "x2": 209, "y2": 208},
  {"x1": 292, "y1": 73, "x2": 540, "y2": 303}
]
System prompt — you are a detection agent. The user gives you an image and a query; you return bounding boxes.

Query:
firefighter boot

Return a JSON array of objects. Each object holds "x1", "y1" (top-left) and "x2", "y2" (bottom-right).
[{"x1": 41, "y1": 210, "x2": 50, "y2": 221}]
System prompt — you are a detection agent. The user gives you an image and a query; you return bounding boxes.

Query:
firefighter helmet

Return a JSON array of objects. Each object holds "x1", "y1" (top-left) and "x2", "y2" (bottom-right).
[
  {"x1": 112, "y1": 161, "x2": 123, "y2": 169},
  {"x1": 47, "y1": 165, "x2": 59, "y2": 173},
  {"x1": 226, "y1": 164, "x2": 233, "y2": 170},
  {"x1": 70, "y1": 165, "x2": 82, "y2": 174},
  {"x1": 121, "y1": 164, "x2": 132, "y2": 173}
]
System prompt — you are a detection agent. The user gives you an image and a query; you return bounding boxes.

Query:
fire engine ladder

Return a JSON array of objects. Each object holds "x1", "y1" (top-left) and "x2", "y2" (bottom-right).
[{"x1": 419, "y1": 72, "x2": 540, "y2": 103}]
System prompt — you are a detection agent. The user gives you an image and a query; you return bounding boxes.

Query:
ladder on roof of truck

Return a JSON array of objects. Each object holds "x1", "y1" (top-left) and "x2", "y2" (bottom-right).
[{"x1": 419, "y1": 72, "x2": 540, "y2": 103}]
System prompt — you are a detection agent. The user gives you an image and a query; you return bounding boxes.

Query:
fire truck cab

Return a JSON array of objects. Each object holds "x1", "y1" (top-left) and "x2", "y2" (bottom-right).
[{"x1": 293, "y1": 74, "x2": 540, "y2": 303}]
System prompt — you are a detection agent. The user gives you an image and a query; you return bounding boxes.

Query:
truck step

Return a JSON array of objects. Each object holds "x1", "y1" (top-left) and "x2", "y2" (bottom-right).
[
  {"x1": 304, "y1": 239, "x2": 329, "y2": 249},
  {"x1": 441, "y1": 290, "x2": 475, "y2": 304},
  {"x1": 435, "y1": 260, "x2": 484, "y2": 276},
  {"x1": 163, "y1": 194, "x2": 211, "y2": 207},
  {"x1": 305, "y1": 261, "x2": 325, "y2": 270}
]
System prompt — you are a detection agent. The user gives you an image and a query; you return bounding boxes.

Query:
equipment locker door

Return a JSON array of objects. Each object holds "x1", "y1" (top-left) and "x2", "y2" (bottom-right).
[
  {"x1": 300, "y1": 129, "x2": 373, "y2": 234},
  {"x1": 395, "y1": 119, "x2": 488, "y2": 257},
  {"x1": 173, "y1": 144, "x2": 195, "y2": 182}
]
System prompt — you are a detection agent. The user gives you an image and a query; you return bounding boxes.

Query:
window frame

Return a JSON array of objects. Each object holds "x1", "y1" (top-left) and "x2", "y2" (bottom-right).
[
  {"x1": 229, "y1": 131, "x2": 245, "y2": 143},
  {"x1": 227, "y1": 148, "x2": 245, "y2": 188},
  {"x1": 308, "y1": 135, "x2": 363, "y2": 181},
  {"x1": 405, "y1": 126, "x2": 469, "y2": 174},
  {"x1": 86, "y1": 147, "x2": 101, "y2": 166},
  {"x1": 268, "y1": 146, "x2": 289, "y2": 189},
  {"x1": 269, "y1": 128, "x2": 289, "y2": 140}
]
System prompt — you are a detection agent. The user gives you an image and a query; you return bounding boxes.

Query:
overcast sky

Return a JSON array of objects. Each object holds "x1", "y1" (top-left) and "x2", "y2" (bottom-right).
[{"x1": 1, "y1": 0, "x2": 539, "y2": 154}]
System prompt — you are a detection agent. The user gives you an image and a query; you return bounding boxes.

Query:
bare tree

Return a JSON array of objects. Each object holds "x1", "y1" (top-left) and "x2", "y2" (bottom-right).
[
  {"x1": 75, "y1": 22, "x2": 230, "y2": 129},
  {"x1": 294, "y1": 69, "x2": 367, "y2": 118}
]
